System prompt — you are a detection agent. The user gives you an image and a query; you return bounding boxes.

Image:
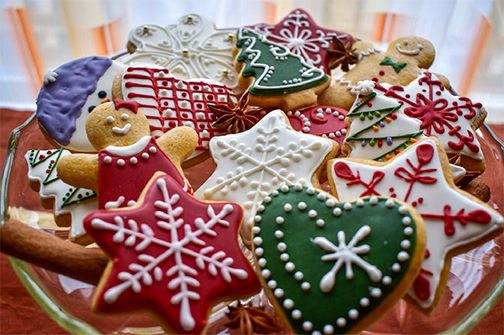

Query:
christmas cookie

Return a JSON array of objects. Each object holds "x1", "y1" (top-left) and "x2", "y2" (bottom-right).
[
  {"x1": 119, "y1": 14, "x2": 240, "y2": 91},
  {"x1": 233, "y1": 28, "x2": 331, "y2": 111},
  {"x1": 25, "y1": 148, "x2": 98, "y2": 244},
  {"x1": 374, "y1": 72, "x2": 487, "y2": 174},
  {"x1": 246, "y1": 8, "x2": 353, "y2": 73},
  {"x1": 112, "y1": 65, "x2": 237, "y2": 165},
  {"x1": 194, "y1": 110, "x2": 338, "y2": 247},
  {"x1": 84, "y1": 172, "x2": 261, "y2": 334},
  {"x1": 328, "y1": 137, "x2": 504, "y2": 313},
  {"x1": 252, "y1": 184, "x2": 426, "y2": 334},
  {"x1": 37, "y1": 56, "x2": 124, "y2": 152},
  {"x1": 318, "y1": 36, "x2": 450, "y2": 111},
  {"x1": 56, "y1": 99, "x2": 197, "y2": 210}
]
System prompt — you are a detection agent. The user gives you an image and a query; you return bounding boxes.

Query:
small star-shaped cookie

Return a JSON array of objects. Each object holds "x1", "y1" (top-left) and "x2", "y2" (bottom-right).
[
  {"x1": 84, "y1": 173, "x2": 261, "y2": 334},
  {"x1": 194, "y1": 110, "x2": 338, "y2": 246},
  {"x1": 328, "y1": 137, "x2": 503, "y2": 313}
]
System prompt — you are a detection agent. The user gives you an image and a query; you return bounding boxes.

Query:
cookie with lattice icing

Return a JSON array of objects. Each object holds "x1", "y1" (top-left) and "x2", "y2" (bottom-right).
[
  {"x1": 318, "y1": 36, "x2": 450, "y2": 111},
  {"x1": 252, "y1": 184, "x2": 425, "y2": 334}
]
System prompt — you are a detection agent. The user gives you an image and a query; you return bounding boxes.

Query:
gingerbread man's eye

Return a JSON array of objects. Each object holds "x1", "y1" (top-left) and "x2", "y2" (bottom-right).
[
  {"x1": 403, "y1": 40, "x2": 409, "y2": 45},
  {"x1": 121, "y1": 113, "x2": 129, "y2": 120},
  {"x1": 106, "y1": 116, "x2": 115, "y2": 124}
]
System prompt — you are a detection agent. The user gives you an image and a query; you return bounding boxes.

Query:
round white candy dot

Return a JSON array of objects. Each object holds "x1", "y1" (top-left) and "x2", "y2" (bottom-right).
[
  {"x1": 385, "y1": 199, "x2": 395, "y2": 208},
  {"x1": 104, "y1": 156, "x2": 112, "y2": 164},
  {"x1": 257, "y1": 258, "x2": 267, "y2": 267},
  {"x1": 264, "y1": 196, "x2": 272, "y2": 203},
  {"x1": 272, "y1": 190, "x2": 279, "y2": 196},
  {"x1": 404, "y1": 227, "x2": 413, "y2": 236},
  {"x1": 398, "y1": 205, "x2": 408, "y2": 214},
  {"x1": 402, "y1": 216, "x2": 411, "y2": 225},
  {"x1": 360, "y1": 297, "x2": 370, "y2": 307},
  {"x1": 348, "y1": 309, "x2": 359, "y2": 319},
  {"x1": 382, "y1": 276, "x2": 392, "y2": 285},
  {"x1": 275, "y1": 230, "x2": 284, "y2": 239},
  {"x1": 284, "y1": 204, "x2": 292, "y2": 212},
  {"x1": 291, "y1": 309, "x2": 302, "y2": 320},
  {"x1": 257, "y1": 205, "x2": 265, "y2": 212},
  {"x1": 325, "y1": 199, "x2": 335, "y2": 207},
  {"x1": 149, "y1": 146, "x2": 157, "y2": 154},
  {"x1": 252, "y1": 226, "x2": 261, "y2": 234},
  {"x1": 323, "y1": 324, "x2": 335, "y2": 334},
  {"x1": 280, "y1": 253, "x2": 289, "y2": 262},
  {"x1": 117, "y1": 159, "x2": 125, "y2": 166},
  {"x1": 317, "y1": 193, "x2": 327, "y2": 201},
  {"x1": 343, "y1": 202, "x2": 353, "y2": 211},
  {"x1": 308, "y1": 209, "x2": 317, "y2": 218},
  {"x1": 302, "y1": 321, "x2": 313, "y2": 332},
  {"x1": 301, "y1": 282, "x2": 311, "y2": 291},
  {"x1": 281, "y1": 185, "x2": 290, "y2": 193},
  {"x1": 285, "y1": 262, "x2": 295, "y2": 272},
  {"x1": 370, "y1": 288, "x2": 382, "y2": 298},
  {"x1": 142, "y1": 153, "x2": 149, "y2": 160},
  {"x1": 336, "y1": 318, "x2": 347, "y2": 327},
  {"x1": 130, "y1": 157, "x2": 138, "y2": 165},
  {"x1": 253, "y1": 237, "x2": 263, "y2": 246},
  {"x1": 356, "y1": 199, "x2": 365, "y2": 207},
  {"x1": 294, "y1": 271, "x2": 304, "y2": 281},
  {"x1": 401, "y1": 240, "x2": 411, "y2": 249},
  {"x1": 312, "y1": 331, "x2": 322, "y2": 335},
  {"x1": 333, "y1": 208, "x2": 342, "y2": 216},
  {"x1": 392, "y1": 263, "x2": 401, "y2": 272},
  {"x1": 398, "y1": 251, "x2": 410, "y2": 262},
  {"x1": 276, "y1": 216, "x2": 285, "y2": 224},
  {"x1": 255, "y1": 247, "x2": 264, "y2": 257},
  {"x1": 306, "y1": 187, "x2": 315, "y2": 195},
  {"x1": 277, "y1": 242, "x2": 287, "y2": 252},
  {"x1": 369, "y1": 196, "x2": 378, "y2": 205},
  {"x1": 298, "y1": 202, "x2": 307, "y2": 210},
  {"x1": 268, "y1": 280, "x2": 277, "y2": 289},
  {"x1": 254, "y1": 215, "x2": 262, "y2": 223},
  {"x1": 294, "y1": 183, "x2": 303, "y2": 191},
  {"x1": 261, "y1": 269, "x2": 271, "y2": 279},
  {"x1": 283, "y1": 299, "x2": 294, "y2": 309},
  {"x1": 274, "y1": 288, "x2": 284, "y2": 298},
  {"x1": 316, "y1": 219, "x2": 325, "y2": 227}
]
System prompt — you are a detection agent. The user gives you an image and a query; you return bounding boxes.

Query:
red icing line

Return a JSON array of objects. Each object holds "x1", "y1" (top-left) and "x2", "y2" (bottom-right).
[
  {"x1": 334, "y1": 162, "x2": 384, "y2": 197},
  {"x1": 113, "y1": 98, "x2": 139, "y2": 114},
  {"x1": 421, "y1": 205, "x2": 492, "y2": 236}
]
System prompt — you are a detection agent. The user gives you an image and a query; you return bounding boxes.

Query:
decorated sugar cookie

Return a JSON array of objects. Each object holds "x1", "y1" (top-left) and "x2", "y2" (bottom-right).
[
  {"x1": 374, "y1": 72, "x2": 486, "y2": 172},
  {"x1": 56, "y1": 99, "x2": 197, "y2": 209},
  {"x1": 252, "y1": 184, "x2": 425, "y2": 334},
  {"x1": 119, "y1": 14, "x2": 239, "y2": 90},
  {"x1": 246, "y1": 8, "x2": 353, "y2": 73},
  {"x1": 25, "y1": 148, "x2": 98, "y2": 244},
  {"x1": 194, "y1": 110, "x2": 339, "y2": 246},
  {"x1": 37, "y1": 56, "x2": 124, "y2": 152},
  {"x1": 328, "y1": 137, "x2": 504, "y2": 313},
  {"x1": 113, "y1": 65, "x2": 236, "y2": 165},
  {"x1": 234, "y1": 28, "x2": 330, "y2": 111},
  {"x1": 318, "y1": 36, "x2": 450, "y2": 111},
  {"x1": 84, "y1": 173, "x2": 261, "y2": 334}
]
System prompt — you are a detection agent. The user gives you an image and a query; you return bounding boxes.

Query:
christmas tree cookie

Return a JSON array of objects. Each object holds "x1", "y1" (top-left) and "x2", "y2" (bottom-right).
[{"x1": 233, "y1": 28, "x2": 330, "y2": 111}]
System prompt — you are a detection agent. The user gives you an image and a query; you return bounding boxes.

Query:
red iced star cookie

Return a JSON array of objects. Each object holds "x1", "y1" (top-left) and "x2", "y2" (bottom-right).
[{"x1": 84, "y1": 173, "x2": 260, "y2": 334}]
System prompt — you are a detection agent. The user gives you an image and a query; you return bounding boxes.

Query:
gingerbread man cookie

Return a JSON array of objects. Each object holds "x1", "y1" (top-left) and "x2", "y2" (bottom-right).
[
  {"x1": 56, "y1": 99, "x2": 197, "y2": 209},
  {"x1": 318, "y1": 36, "x2": 450, "y2": 111}
]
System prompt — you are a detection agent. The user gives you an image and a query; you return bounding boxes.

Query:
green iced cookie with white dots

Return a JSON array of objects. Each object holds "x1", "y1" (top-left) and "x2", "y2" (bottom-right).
[{"x1": 252, "y1": 184, "x2": 426, "y2": 334}]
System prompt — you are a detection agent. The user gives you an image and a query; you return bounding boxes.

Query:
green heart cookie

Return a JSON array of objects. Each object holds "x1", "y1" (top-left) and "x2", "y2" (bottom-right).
[{"x1": 252, "y1": 185, "x2": 425, "y2": 334}]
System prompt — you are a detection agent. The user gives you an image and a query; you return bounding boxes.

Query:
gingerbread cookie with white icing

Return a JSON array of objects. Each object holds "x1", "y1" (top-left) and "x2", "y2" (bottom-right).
[
  {"x1": 252, "y1": 184, "x2": 426, "y2": 334},
  {"x1": 233, "y1": 28, "x2": 331, "y2": 111},
  {"x1": 56, "y1": 99, "x2": 197, "y2": 210},
  {"x1": 328, "y1": 137, "x2": 504, "y2": 314},
  {"x1": 318, "y1": 36, "x2": 450, "y2": 111},
  {"x1": 37, "y1": 56, "x2": 124, "y2": 152},
  {"x1": 84, "y1": 172, "x2": 261, "y2": 334}
]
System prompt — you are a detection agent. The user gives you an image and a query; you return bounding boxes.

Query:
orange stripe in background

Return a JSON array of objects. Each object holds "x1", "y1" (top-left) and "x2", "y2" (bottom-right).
[
  {"x1": 263, "y1": 1, "x2": 277, "y2": 25},
  {"x1": 372, "y1": 13, "x2": 387, "y2": 42},
  {"x1": 92, "y1": 25, "x2": 108, "y2": 56}
]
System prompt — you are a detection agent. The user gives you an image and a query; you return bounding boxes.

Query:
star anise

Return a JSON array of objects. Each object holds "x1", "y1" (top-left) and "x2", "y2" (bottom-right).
[
  {"x1": 326, "y1": 36, "x2": 358, "y2": 72},
  {"x1": 224, "y1": 301, "x2": 282, "y2": 335},
  {"x1": 208, "y1": 91, "x2": 262, "y2": 134}
]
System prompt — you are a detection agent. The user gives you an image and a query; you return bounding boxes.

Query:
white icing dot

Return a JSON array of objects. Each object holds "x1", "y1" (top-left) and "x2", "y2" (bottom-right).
[
  {"x1": 356, "y1": 199, "x2": 365, "y2": 207},
  {"x1": 392, "y1": 263, "x2": 401, "y2": 272},
  {"x1": 333, "y1": 208, "x2": 342, "y2": 216},
  {"x1": 120, "y1": 113, "x2": 129, "y2": 120},
  {"x1": 317, "y1": 193, "x2": 327, "y2": 201},
  {"x1": 291, "y1": 309, "x2": 302, "y2": 320},
  {"x1": 272, "y1": 190, "x2": 279, "y2": 196},
  {"x1": 401, "y1": 240, "x2": 411, "y2": 249},
  {"x1": 130, "y1": 157, "x2": 138, "y2": 165},
  {"x1": 253, "y1": 237, "x2": 263, "y2": 246},
  {"x1": 142, "y1": 153, "x2": 149, "y2": 160},
  {"x1": 369, "y1": 196, "x2": 378, "y2": 205},
  {"x1": 336, "y1": 318, "x2": 347, "y2": 327},
  {"x1": 149, "y1": 146, "x2": 157, "y2": 154},
  {"x1": 274, "y1": 288, "x2": 284, "y2": 298},
  {"x1": 298, "y1": 202, "x2": 307, "y2": 210},
  {"x1": 255, "y1": 247, "x2": 264, "y2": 257},
  {"x1": 294, "y1": 183, "x2": 303, "y2": 191},
  {"x1": 257, "y1": 258, "x2": 267, "y2": 268},
  {"x1": 348, "y1": 309, "x2": 359, "y2": 319},
  {"x1": 264, "y1": 196, "x2": 272, "y2": 203},
  {"x1": 343, "y1": 202, "x2": 352, "y2": 211},
  {"x1": 308, "y1": 209, "x2": 317, "y2": 218},
  {"x1": 252, "y1": 226, "x2": 261, "y2": 234},
  {"x1": 261, "y1": 269, "x2": 271, "y2": 279},
  {"x1": 398, "y1": 251, "x2": 410, "y2": 262},
  {"x1": 306, "y1": 187, "x2": 315, "y2": 195},
  {"x1": 323, "y1": 324, "x2": 335, "y2": 334},
  {"x1": 254, "y1": 215, "x2": 262, "y2": 223},
  {"x1": 283, "y1": 299, "x2": 294, "y2": 309},
  {"x1": 294, "y1": 271, "x2": 304, "y2": 281},
  {"x1": 301, "y1": 282, "x2": 311, "y2": 291},
  {"x1": 325, "y1": 199, "x2": 336, "y2": 207},
  {"x1": 285, "y1": 262, "x2": 295, "y2": 272},
  {"x1": 302, "y1": 321, "x2": 313, "y2": 332},
  {"x1": 104, "y1": 156, "x2": 112, "y2": 164},
  {"x1": 385, "y1": 198, "x2": 395, "y2": 208},
  {"x1": 268, "y1": 280, "x2": 277, "y2": 289},
  {"x1": 280, "y1": 253, "x2": 290, "y2": 262},
  {"x1": 404, "y1": 227, "x2": 413, "y2": 236},
  {"x1": 117, "y1": 159, "x2": 125, "y2": 166},
  {"x1": 281, "y1": 184, "x2": 290, "y2": 193},
  {"x1": 277, "y1": 242, "x2": 287, "y2": 252},
  {"x1": 382, "y1": 276, "x2": 392, "y2": 285},
  {"x1": 402, "y1": 217, "x2": 411, "y2": 225},
  {"x1": 276, "y1": 216, "x2": 285, "y2": 224},
  {"x1": 106, "y1": 116, "x2": 114, "y2": 123},
  {"x1": 257, "y1": 205, "x2": 265, "y2": 212},
  {"x1": 275, "y1": 230, "x2": 284, "y2": 239},
  {"x1": 360, "y1": 297, "x2": 370, "y2": 307},
  {"x1": 370, "y1": 288, "x2": 382, "y2": 298},
  {"x1": 398, "y1": 205, "x2": 408, "y2": 214},
  {"x1": 316, "y1": 219, "x2": 325, "y2": 227},
  {"x1": 284, "y1": 204, "x2": 292, "y2": 212}
]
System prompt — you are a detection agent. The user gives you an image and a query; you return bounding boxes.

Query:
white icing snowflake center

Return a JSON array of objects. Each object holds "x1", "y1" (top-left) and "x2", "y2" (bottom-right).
[{"x1": 313, "y1": 225, "x2": 382, "y2": 293}]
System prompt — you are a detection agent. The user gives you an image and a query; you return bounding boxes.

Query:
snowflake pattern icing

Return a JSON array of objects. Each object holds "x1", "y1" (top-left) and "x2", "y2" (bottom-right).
[
  {"x1": 314, "y1": 225, "x2": 382, "y2": 293},
  {"x1": 84, "y1": 174, "x2": 259, "y2": 334},
  {"x1": 195, "y1": 110, "x2": 336, "y2": 245}
]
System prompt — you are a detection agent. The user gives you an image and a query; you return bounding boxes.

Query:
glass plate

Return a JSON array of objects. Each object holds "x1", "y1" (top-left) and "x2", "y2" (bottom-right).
[{"x1": 1, "y1": 113, "x2": 503, "y2": 334}]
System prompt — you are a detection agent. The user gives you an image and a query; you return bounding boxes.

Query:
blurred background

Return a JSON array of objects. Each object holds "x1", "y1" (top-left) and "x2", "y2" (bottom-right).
[{"x1": 0, "y1": 0, "x2": 503, "y2": 123}]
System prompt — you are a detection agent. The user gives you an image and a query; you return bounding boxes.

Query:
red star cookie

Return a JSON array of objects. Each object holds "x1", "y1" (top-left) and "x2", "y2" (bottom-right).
[{"x1": 84, "y1": 173, "x2": 260, "y2": 334}]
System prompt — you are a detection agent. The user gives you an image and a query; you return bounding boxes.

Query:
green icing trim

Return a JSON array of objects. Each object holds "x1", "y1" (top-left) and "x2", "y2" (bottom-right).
[
  {"x1": 235, "y1": 28, "x2": 329, "y2": 96},
  {"x1": 253, "y1": 186, "x2": 418, "y2": 334},
  {"x1": 380, "y1": 56, "x2": 407, "y2": 73}
]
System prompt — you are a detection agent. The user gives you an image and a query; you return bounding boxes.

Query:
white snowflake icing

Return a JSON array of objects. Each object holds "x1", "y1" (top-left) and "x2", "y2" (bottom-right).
[
  {"x1": 313, "y1": 225, "x2": 382, "y2": 293},
  {"x1": 90, "y1": 178, "x2": 248, "y2": 331}
]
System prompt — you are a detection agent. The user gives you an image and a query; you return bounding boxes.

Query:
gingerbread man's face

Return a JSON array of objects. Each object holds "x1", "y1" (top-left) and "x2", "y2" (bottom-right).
[
  {"x1": 387, "y1": 36, "x2": 435, "y2": 68},
  {"x1": 85, "y1": 100, "x2": 151, "y2": 150}
]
